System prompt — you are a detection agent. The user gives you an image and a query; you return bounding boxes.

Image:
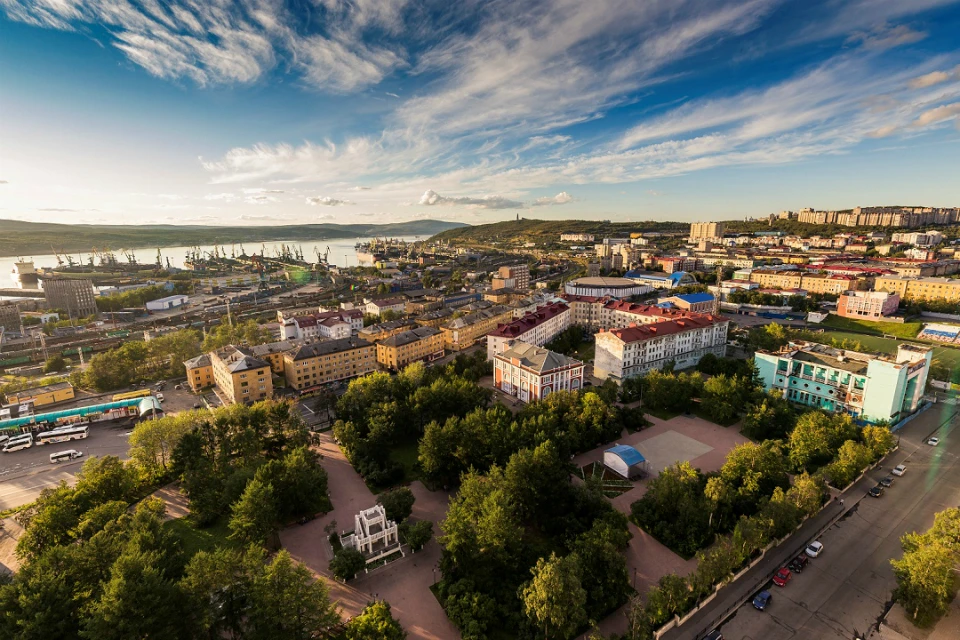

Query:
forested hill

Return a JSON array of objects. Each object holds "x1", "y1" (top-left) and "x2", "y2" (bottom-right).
[
  {"x1": 429, "y1": 218, "x2": 690, "y2": 244},
  {"x1": 0, "y1": 219, "x2": 467, "y2": 257}
]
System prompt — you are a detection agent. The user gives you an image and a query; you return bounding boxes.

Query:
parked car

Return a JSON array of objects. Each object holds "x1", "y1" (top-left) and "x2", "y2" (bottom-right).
[
  {"x1": 868, "y1": 485, "x2": 884, "y2": 498},
  {"x1": 879, "y1": 476, "x2": 894, "y2": 488},
  {"x1": 892, "y1": 464, "x2": 907, "y2": 476},
  {"x1": 928, "y1": 437, "x2": 940, "y2": 446},
  {"x1": 772, "y1": 567, "x2": 792, "y2": 587},
  {"x1": 753, "y1": 590, "x2": 772, "y2": 611},
  {"x1": 703, "y1": 632, "x2": 723, "y2": 640},
  {"x1": 788, "y1": 555, "x2": 809, "y2": 573},
  {"x1": 805, "y1": 541, "x2": 824, "y2": 558},
  {"x1": 174, "y1": 384, "x2": 183, "y2": 390}
]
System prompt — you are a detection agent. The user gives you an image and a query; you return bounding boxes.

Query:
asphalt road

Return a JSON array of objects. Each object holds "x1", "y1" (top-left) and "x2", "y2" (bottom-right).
[
  {"x1": 0, "y1": 421, "x2": 134, "y2": 510},
  {"x1": 666, "y1": 400, "x2": 960, "y2": 640}
]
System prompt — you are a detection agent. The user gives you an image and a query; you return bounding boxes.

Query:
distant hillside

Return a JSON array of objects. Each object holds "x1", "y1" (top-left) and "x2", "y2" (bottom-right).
[
  {"x1": 429, "y1": 218, "x2": 690, "y2": 244},
  {"x1": 0, "y1": 219, "x2": 467, "y2": 257}
]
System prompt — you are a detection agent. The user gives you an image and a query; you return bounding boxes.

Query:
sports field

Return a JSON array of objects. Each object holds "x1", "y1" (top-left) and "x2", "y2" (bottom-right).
[{"x1": 813, "y1": 328, "x2": 960, "y2": 370}]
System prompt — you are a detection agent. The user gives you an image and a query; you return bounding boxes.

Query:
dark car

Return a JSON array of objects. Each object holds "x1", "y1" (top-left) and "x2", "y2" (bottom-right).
[
  {"x1": 703, "y1": 632, "x2": 723, "y2": 640},
  {"x1": 753, "y1": 590, "x2": 772, "y2": 611},
  {"x1": 869, "y1": 485, "x2": 884, "y2": 498},
  {"x1": 772, "y1": 566, "x2": 792, "y2": 587},
  {"x1": 879, "y1": 476, "x2": 894, "y2": 488},
  {"x1": 788, "y1": 555, "x2": 809, "y2": 573}
]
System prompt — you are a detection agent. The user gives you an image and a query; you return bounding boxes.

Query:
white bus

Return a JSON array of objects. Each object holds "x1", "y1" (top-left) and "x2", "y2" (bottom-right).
[
  {"x1": 35, "y1": 426, "x2": 89, "y2": 445},
  {"x1": 2, "y1": 435, "x2": 33, "y2": 453},
  {"x1": 50, "y1": 450, "x2": 84, "y2": 464}
]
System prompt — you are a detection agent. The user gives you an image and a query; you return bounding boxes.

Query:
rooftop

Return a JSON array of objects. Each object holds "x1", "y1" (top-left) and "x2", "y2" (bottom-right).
[
  {"x1": 672, "y1": 292, "x2": 715, "y2": 304},
  {"x1": 213, "y1": 345, "x2": 271, "y2": 373},
  {"x1": 602, "y1": 315, "x2": 723, "y2": 343},
  {"x1": 567, "y1": 276, "x2": 640, "y2": 288},
  {"x1": 288, "y1": 337, "x2": 373, "y2": 360},
  {"x1": 488, "y1": 302, "x2": 570, "y2": 338},
  {"x1": 379, "y1": 326, "x2": 442, "y2": 347},
  {"x1": 10, "y1": 381, "x2": 73, "y2": 396},
  {"x1": 184, "y1": 353, "x2": 212, "y2": 369},
  {"x1": 496, "y1": 341, "x2": 583, "y2": 373},
  {"x1": 606, "y1": 444, "x2": 645, "y2": 466}
]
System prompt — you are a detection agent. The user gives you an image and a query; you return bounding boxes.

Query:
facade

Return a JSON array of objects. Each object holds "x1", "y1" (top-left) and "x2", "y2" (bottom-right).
[
  {"x1": 496, "y1": 264, "x2": 530, "y2": 290},
  {"x1": 657, "y1": 256, "x2": 704, "y2": 273},
  {"x1": 441, "y1": 304, "x2": 515, "y2": 351},
  {"x1": 875, "y1": 275, "x2": 960, "y2": 302},
  {"x1": 7, "y1": 382, "x2": 75, "y2": 407},
  {"x1": 145, "y1": 294, "x2": 188, "y2": 311},
  {"x1": 487, "y1": 302, "x2": 572, "y2": 359},
  {"x1": 748, "y1": 270, "x2": 860, "y2": 295},
  {"x1": 754, "y1": 341, "x2": 931, "y2": 423},
  {"x1": 0, "y1": 302, "x2": 19, "y2": 333},
  {"x1": 44, "y1": 278, "x2": 97, "y2": 318},
  {"x1": 281, "y1": 309, "x2": 363, "y2": 340},
  {"x1": 251, "y1": 340, "x2": 301, "y2": 373},
  {"x1": 358, "y1": 318, "x2": 419, "y2": 343},
  {"x1": 318, "y1": 317, "x2": 352, "y2": 339},
  {"x1": 339, "y1": 505, "x2": 400, "y2": 563},
  {"x1": 210, "y1": 345, "x2": 273, "y2": 405},
  {"x1": 493, "y1": 341, "x2": 584, "y2": 402},
  {"x1": 657, "y1": 293, "x2": 716, "y2": 314},
  {"x1": 376, "y1": 326, "x2": 444, "y2": 371},
  {"x1": 365, "y1": 298, "x2": 407, "y2": 316},
  {"x1": 891, "y1": 231, "x2": 944, "y2": 247},
  {"x1": 415, "y1": 307, "x2": 455, "y2": 328},
  {"x1": 836, "y1": 291, "x2": 900, "y2": 320},
  {"x1": 689, "y1": 221, "x2": 726, "y2": 241},
  {"x1": 594, "y1": 315, "x2": 729, "y2": 381},
  {"x1": 560, "y1": 233, "x2": 595, "y2": 242},
  {"x1": 282, "y1": 337, "x2": 376, "y2": 391},
  {"x1": 564, "y1": 277, "x2": 652, "y2": 298},
  {"x1": 184, "y1": 354, "x2": 214, "y2": 392},
  {"x1": 625, "y1": 270, "x2": 698, "y2": 290}
]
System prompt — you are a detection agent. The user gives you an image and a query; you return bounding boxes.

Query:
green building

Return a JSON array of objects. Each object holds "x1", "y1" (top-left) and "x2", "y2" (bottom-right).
[{"x1": 755, "y1": 341, "x2": 931, "y2": 424}]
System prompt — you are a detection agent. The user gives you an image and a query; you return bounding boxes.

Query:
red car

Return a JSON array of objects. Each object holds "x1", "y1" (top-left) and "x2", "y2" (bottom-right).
[{"x1": 772, "y1": 567, "x2": 792, "y2": 587}]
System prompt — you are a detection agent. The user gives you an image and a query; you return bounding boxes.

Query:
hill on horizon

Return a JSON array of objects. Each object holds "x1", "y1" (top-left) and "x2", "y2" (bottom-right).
[{"x1": 0, "y1": 219, "x2": 467, "y2": 257}]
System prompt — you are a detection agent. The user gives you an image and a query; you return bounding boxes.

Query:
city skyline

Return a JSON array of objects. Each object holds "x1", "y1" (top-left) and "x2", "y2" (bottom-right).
[{"x1": 2, "y1": 0, "x2": 960, "y2": 226}]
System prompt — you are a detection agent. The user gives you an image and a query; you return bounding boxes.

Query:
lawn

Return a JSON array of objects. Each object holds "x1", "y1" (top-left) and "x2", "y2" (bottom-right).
[
  {"x1": 163, "y1": 515, "x2": 238, "y2": 558},
  {"x1": 388, "y1": 439, "x2": 422, "y2": 484},
  {"x1": 820, "y1": 314, "x2": 923, "y2": 339},
  {"x1": 570, "y1": 339, "x2": 595, "y2": 362},
  {"x1": 811, "y1": 328, "x2": 960, "y2": 371}
]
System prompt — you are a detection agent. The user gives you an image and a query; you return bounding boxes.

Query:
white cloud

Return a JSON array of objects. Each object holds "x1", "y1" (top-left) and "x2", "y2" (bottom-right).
[
  {"x1": 244, "y1": 194, "x2": 276, "y2": 205},
  {"x1": 913, "y1": 102, "x2": 960, "y2": 126},
  {"x1": 242, "y1": 187, "x2": 284, "y2": 194},
  {"x1": 848, "y1": 24, "x2": 926, "y2": 50},
  {"x1": 0, "y1": 180, "x2": 9, "y2": 184},
  {"x1": 306, "y1": 196, "x2": 350, "y2": 206},
  {"x1": 204, "y1": 192, "x2": 236, "y2": 201},
  {"x1": 909, "y1": 64, "x2": 960, "y2": 89},
  {"x1": 419, "y1": 190, "x2": 523, "y2": 210},
  {"x1": 531, "y1": 192, "x2": 574, "y2": 206},
  {"x1": 238, "y1": 213, "x2": 284, "y2": 221}
]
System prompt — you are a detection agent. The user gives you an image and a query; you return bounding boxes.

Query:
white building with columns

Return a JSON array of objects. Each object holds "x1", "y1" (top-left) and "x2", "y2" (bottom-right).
[{"x1": 340, "y1": 505, "x2": 400, "y2": 563}]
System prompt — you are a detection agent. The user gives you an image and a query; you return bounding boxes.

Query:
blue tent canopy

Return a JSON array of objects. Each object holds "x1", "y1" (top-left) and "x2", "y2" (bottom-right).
[{"x1": 606, "y1": 444, "x2": 645, "y2": 466}]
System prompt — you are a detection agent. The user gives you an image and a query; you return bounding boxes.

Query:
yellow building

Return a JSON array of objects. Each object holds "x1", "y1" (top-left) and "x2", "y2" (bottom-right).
[
  {"x1": 184, "y1": 354, "x2": 214, "y2": 392},
  {"x1": 251, "y1": 340, "x2": 301, "y2": 374},
  {"x1": 875, "y1": 275, "x2": 960, "y2": 302},
  {"x1": 376, "y1": 327, "x2": 444, "y2": 371},
  {"x1": 358, "y1": 318, "x2": 418, "y2": 343},
  {"x1": 441, "y1": 305, "x2": 514, "y2": 350},
  {"x1": 7, "y1": 381, "x2": 75, "y2": 407},
  {"x1": 283, "y1": 337, "x2": 376, "y2": 392},
  {"x1": 748, "y1": 270, "x2": 858, "y2": 295},
  {"x1": 415, "y1": 308, "x2": 455, "y2": 328},
  {"x1": 749, "y1": 270, "x2": 802, "y2": 289},
  {"x1": 210, "y1": 345, "x2": 273, "y2": 405}
]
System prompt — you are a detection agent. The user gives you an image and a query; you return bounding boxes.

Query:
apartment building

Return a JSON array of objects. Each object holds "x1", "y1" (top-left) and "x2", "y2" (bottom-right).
[
  {"x1": 594, "y1": 315, "x2": 729, "y2": 381},
  {"x1": 184, "y1": 354, "x2": 215, "y2": 392},
  {"x1": 560, "y1": 233, "x2": 595, "y2": 242},
  {"x1": 441, "y1": 304, "x2": 515, "y2": 351},
  {"x1": 657, "y1": 256, "x2": 703, "y2": 273},
  {"x1": 487, "y1": 302, "x2": 572, "y2": 359},
  {"x1": 748, "y1": 270, "x2": 859, "y2": 295},
  {"x1": 755, "y1": 342, "x2": 931, "y2": 424},
  {"x1": 358, "y1": 318, "x2": 419, "y2": 343},
  {"x1": 415, "y1": 307, "x2": 455, "y2": 328},
  {"x1": 251, "y1": 340, "x2": 301, "y2": 374},
  {"x1": 365, "y1": 298, "x2": 407, "y2": 317},
  {"x1": 282, "y1": 337, "x2": 376, "y2": 392},
  {"x1": 875, "y1": 275, "x2": 960, "y2": 302},
  {"x1": 836, "y1": 291, "x2": 900, "y2": 320},
  {"x1": 210, "y1": 345, "x2": 273, "y2": 405},
  {"x1": 492, "y1": 264, "x2": 530, "y2": 290},
  {"x1": 0, "y1": 302, "x2": 19, "y2": 333},
  {"x1": 493, "y1": 341, "x2": 584, "y2": 403},
  {"x1": 44, "y1": 278, "x2": 97, "y2": 318},
  {"x1": 376, "y1": 326, "x2": 444, "y2": 371},
  {"x1": 891, "y1": 231, "x2": 944, "y2": 247},
  {"x1": 689, "y1": 221, "x2": 725, "y2": 241},
  {"x1": 281, "y1": 308, "x2": 363, "y2": 341}
]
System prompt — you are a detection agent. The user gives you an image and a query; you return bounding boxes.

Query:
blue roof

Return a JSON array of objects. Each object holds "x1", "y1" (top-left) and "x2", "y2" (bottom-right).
[
  {"x1": 606, "y1": 444, "x2": 645, "y2": 466},
  {"x1": 625, "y1": 270, "x2": 667, "y2": 280},
  {"x1": 667, "y1": 271, "x2": 690, "y2": 284},
  {"x1": 675, "y1": 292, "x2": 715, "y2": 303}
]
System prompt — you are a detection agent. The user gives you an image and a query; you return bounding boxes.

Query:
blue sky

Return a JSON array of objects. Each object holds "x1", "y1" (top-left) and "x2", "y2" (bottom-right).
[{"x1": 1, "y1": 0, "x2": 959, "y2": 227}]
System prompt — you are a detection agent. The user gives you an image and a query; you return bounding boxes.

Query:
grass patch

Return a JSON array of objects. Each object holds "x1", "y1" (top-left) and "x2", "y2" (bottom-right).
[
  {"x1": 0, "y1": 502, "x2": 33, "y2": 520},
  {"x1": 163, "y1": 516, "x2": 238, "y2": 558},
  {"x1": 365, "y1": 549, "x2": 403, "y2": 571},
  {"x1": 644, "y1": 406, "x2": 682, "y2": 421},
  {"x1": 694, "y1": 407, "x2": 740, "y2": 428},
  {"x1": 389, "y1": 439, "x2": 422, "y2": 483},
  {"x1": 570, "y1": 340, "x2": 595, "y2": 362},
  {"x1": 821, "y1": 314, "x2": 923, "y2": 339}
]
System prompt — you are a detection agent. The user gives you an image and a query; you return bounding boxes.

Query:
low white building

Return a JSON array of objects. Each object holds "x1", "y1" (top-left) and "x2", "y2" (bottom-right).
[
  {"x1": 594, "y1": 314, "x2": 729, "y2": 380},
  {"x1": 486, "y1": 302, "x2": 571, "y2": 360},
  {"x1": 493, "y1": 341, "x2": 584, "y2": 403},
  {"x1": 145, "y1": 294, "x2": 188, "y2": 311},
  {"x1": 339, "y1": 505, "x2": 401, "y2": 564},
  {"x1": 603, "y1": 444, "x2": 648, "y2": 479},
  {"x1": 318, "y1": 316, "x2": 352, "y2": 339},
  {"x1": 564, "y1": 277, "x2": 651, "y2": 299},
  {"x1": 365, "y1": 298, "x2": 406, "y2": 317},
  {"x1": 282, "y1": 309, "x2": 363, "y2": 340}
]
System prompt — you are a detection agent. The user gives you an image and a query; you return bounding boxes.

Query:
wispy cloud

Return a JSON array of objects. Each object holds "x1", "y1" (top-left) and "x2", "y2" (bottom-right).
[
  {"x1": 910, "y1": 64, "x2": 960, "y2": 89},
  {"x1": 419, "y1": 190, "x2": 523, "y2": 210},
  {"x1": 848, "y1": 23, "x2": 926, "y2": 50},
  {"x1": 306, "y1": 196, "x2": 350, "y2": 206},
  {"x1": 531, "y1": 192, "x2": 574, "y2": 207}
]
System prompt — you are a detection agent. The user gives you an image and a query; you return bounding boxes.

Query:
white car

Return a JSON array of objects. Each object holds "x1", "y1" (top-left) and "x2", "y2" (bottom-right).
[
  {"x1": 892, "y1": 464, "x2": 907, "y2": 476},
  {"x1": 156, "y1": 393, "x2": 165, "y2": 402},
  {"x1": 805, "y1": 541, "x2": 824, "y2": 558},
  {"x1": 927, "y1": 437, "x2": 940, "y2": 446}
]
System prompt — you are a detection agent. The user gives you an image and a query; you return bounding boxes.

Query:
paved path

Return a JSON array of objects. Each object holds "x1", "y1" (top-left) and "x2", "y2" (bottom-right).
[
  {"x1": 280, "y1": 433, "x2": 460, "y2": 640},
  {"x1": 660, "y1": 400, "x2": 960, "y2": 640}
]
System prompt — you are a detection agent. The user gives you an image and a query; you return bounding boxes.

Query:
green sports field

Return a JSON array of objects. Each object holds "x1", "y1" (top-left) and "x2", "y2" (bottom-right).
[{"x1": 811, "y1": 328, "x2": 960, "y2": 371}]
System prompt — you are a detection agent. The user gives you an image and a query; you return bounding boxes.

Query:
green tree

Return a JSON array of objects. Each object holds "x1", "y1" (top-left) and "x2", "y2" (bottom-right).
[
  {"x1": 180, "y1": 546, "x2": 260, "y2": 640},
  {"x1": 330, "y1": 548, "x2": 366, "y2": 581},
  {"x1": 400, "y1": 520, "x2": 434, "y2": 551},
  {"x1": 74, "y1": 455, "x2": 138, "y2": 508},
  {"x1": 228, "y1": 478, "x2": 277, "y2": 545},
  {"x1": 718, "y1": 441, "x2": 790, "y2": 516},
  {"x1": 42, "y1": 354, "x2": 67, "y2": 374},
  {"x1": 787, "y1": 412, "x2": 836, "y2": 471},
  {"x1": 630, "y1": 462, "x2": 712, "y2": 557},
  {"x1": 862, "y1": 425, "x2": 895, "y2": 461},
  {"x1": 643, "y1": 573, "x2": 692, "y2": 627},
  {"x1": 824, "y1": 441, "x2": 873, "y2": 488},
  {"x1": 344, "y1": 600, "x2": 406, "y2": 640},
  {"x1": 892, "y1": 535, "x2": 957, "y2": 626},
  {"x1": 248, "y1": 550, "x2": 340, "y2": 640},
  {"x1": 520, "y1": 553, "x2": 587, "y2": 640},
  {"x1": 129, "y1": 412, "x2": 204, "y2": 477},
  {"x1": 785, "y1": 472, "x2": 827, "y2": 517},
  {"x1": 378, "y1": 487, "x2": 416, "y2": 522},
  {"x1": 700, "y1": 374, "x2": 743, "y2": 424},
  {"x1": 741, "y1": 391, "x2": 795, "y2": 441}
]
